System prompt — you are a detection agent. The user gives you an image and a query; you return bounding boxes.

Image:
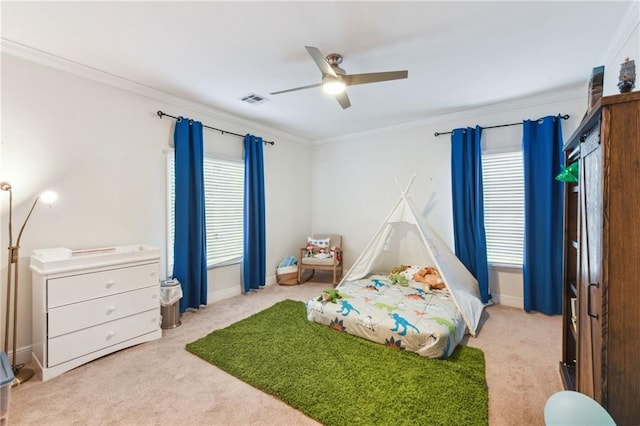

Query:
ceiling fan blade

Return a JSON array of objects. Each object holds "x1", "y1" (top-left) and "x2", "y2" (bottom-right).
[
  {"x1": 343, "y1": 70, "x2": 408, "y2": 86},
  {"x1": 305, "y1": 46, "x2": 337, "y2": 77},
  {"x1": 335, "y1": 91, "x2": 351, "y2": 109},
  {"x1": 269, "y1": 82, "x2": 322, "y2": 95}
]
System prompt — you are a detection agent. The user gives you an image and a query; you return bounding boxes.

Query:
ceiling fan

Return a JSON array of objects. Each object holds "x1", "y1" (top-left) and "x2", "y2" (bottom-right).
[{"x1": 270, "y1": 46, "x2": 408, "y2": 109}]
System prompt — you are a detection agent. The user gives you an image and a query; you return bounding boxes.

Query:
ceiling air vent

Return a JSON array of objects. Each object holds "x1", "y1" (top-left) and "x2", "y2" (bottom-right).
[{"x1": 240, "y1": 93, "x2": 269, "y2": 105}]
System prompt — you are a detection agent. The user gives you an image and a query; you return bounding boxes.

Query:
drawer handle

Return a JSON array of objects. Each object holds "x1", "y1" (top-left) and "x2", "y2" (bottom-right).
[
  {"x1": 106, "y1": 305, "x2": 116, "y2": 315},
  {"x1": 105, "y1": 280, "x2": 116, "y2": 288},
  {"x1": 106, "y1": 331, "x2": 116, "y2": 340}
]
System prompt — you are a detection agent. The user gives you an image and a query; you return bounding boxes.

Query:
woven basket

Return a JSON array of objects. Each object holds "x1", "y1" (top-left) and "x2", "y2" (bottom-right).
[{"x1": 276, "y1": 265, "x2": 299, "y2": 285}]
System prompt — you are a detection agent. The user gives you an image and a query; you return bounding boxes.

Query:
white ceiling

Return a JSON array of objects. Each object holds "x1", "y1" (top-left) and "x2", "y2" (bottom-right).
[{"x1": 1, "y1": 1, "x2": 633, "y2": 142}]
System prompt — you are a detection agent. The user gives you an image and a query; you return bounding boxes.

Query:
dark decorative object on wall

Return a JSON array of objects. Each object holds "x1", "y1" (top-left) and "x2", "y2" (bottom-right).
[
  {"x1": 617, "y1": 57, "x2": 636, "y2": 93},
  {"x1": 588, "y1": 65, "x2": 605, "y2": 111}
]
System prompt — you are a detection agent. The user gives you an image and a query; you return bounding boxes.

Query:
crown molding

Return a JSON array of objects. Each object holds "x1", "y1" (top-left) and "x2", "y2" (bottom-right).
[
  {"x1": 313, "y1": 86, "x2": 584, "y2": 145},
  {"x1": 4, "y1": 7, "x2": 636, "y2": 149},
  {"x1": 313, "y1": 5, "x2": 640, "y2": 146},
  {"x1": 600, "y1": 1, "x2": 640, "y2": 67},
  {"x1": 0, "y1": 38, "x2": 309, "y2": 145}
]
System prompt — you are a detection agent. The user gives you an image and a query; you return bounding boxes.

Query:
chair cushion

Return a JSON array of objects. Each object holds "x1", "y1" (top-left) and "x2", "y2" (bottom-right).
[{"x1": 301, "y1": 257, "x2": 337, "y2": 266}]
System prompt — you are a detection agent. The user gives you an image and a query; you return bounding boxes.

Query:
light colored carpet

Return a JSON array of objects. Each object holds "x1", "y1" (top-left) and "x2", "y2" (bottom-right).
[{"x1": 8, "y1": 274, "x2": 561, "y2": 425}]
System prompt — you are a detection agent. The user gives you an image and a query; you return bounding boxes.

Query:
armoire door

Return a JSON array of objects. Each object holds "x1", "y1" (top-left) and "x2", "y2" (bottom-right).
[{"x1": 577, "y1": 132, "x2": 603, "y2": 402}]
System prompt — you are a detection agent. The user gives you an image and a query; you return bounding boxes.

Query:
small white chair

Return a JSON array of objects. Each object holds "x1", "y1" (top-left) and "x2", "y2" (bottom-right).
[{"x1": 544, "y1": 391, "x2": 616, "y2": 425}]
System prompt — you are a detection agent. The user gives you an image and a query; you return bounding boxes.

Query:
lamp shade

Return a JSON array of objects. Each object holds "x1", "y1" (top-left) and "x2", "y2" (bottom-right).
[
  {"x1": 40, "y1": 191, "x2": 57, "y2": 204},
  {"x1": 544, "y1": 391, "x2": 616, "y2": 425}
]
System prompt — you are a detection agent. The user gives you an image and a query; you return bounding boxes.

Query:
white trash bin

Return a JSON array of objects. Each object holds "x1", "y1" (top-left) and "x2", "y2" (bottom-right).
[{"x1": 160, "y1": 279, "x2": 183, "y2": 329}]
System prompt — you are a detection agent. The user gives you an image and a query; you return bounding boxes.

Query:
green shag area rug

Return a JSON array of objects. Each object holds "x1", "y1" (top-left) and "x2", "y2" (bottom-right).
[{"x1": 186, "y1": 299, "x2": 488, "y2": 426}]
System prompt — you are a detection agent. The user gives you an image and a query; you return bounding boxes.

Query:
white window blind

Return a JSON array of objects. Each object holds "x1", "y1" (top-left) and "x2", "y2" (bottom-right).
[
  {"x1": 167, "y1": 154, "x2": 244, "y2": 271},
  {"x1": 482, "y1": 150, "x2": 524, "y2": 266}
]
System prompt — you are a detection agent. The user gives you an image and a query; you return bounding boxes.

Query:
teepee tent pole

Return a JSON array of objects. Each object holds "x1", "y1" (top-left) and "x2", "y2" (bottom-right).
[{"x1": 394, "y1": 174, "x2": 416, "y2": 197}]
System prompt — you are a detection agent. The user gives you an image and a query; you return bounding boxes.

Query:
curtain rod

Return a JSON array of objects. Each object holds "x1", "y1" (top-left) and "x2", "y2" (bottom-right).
[
  {"x1": 433, "y1": 114, "x2": 570, "y2": 137},
  {"x1": 157, "y1": 111, "x2": 275, "y2": 146}
]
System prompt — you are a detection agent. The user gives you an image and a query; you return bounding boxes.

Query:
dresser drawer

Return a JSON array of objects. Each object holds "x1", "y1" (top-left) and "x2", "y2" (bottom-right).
[
  {"x1": 47, "y1": 263, "x2": 159, "y2": 308},
  {"x1": 47, "y1": 309, "x2": 160, "y2": 367},
  {"x1": 48, "y1": 286, "x2": 159, "y2": 338}
]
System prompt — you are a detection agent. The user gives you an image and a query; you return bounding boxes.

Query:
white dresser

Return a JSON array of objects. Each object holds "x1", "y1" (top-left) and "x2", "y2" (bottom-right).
[{"x1": 30, "y1": 245, "x2": 162, "y2": 381}]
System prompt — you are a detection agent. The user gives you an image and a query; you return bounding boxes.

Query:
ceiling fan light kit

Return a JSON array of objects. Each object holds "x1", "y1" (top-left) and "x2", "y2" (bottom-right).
[
  {"x1": 322, "y1": 76, "x2": 346, "y2": 94},
  {"x1": 270, "y1": 46, "x2": 408, "y2": 109}
]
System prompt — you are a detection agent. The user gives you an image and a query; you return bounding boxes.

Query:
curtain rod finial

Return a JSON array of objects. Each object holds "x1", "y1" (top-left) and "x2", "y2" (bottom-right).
[{"x1": 157, "y1": 111, "x2": 164, "y2": 118}]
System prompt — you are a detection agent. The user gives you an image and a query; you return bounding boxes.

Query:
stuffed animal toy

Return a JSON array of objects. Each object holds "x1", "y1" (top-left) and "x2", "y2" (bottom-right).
[
  {"x1": 317, "y1": 289, "x2": 343, "y2": 303},
  {"x1": 389, "y1": 273, "x2": 409, "y2": 286},
  {"x1": 330, "y1": 246, "x2": 342, "y2": 263},
  {"x1": 315, "y1": 247, "x2": 330, "y2": 259},
  {"x1": 305, "y1": 242, "x2": 321, "y2": 257},
  {"x1": 306, "y1": 243, "x2": 333, "y2": 258},
  {"x1": 413, "y1": 266, "x2": 446, "y2": 290},
  {"x1": 390, "y1": 265, "x2": 409, "y2": 275},
  {"x1": 387, "y1": 265, "x2": 409, "y2": 286}
]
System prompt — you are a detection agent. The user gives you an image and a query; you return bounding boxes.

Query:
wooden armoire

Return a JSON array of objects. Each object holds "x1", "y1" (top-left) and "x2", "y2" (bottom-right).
[{"x1": 560, "y1": 91, "x2": 640, "y2": 425}]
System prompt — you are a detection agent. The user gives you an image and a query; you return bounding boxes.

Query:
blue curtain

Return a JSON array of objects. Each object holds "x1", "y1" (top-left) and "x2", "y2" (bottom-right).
[
  {"x1": 451, "y1": 126, "x2": 490, "y2": 304},
  {"x1": 173, "y1": 118, "x2": 208, "y2": 312},
  {"x1": 242, "y1": 134, "x2": 266, "y2": 293},
  {"x1": 522, "y1": 115, "x2": 564, "y2": 314}
]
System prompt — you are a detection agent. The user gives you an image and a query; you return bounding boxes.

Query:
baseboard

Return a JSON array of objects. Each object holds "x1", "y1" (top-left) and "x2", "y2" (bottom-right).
[
  {"x1": 492, "y1": 293, "x2": 523, "y2": 309},
  {"x1": 5, "y1": 344, "x2": 33, "y2": 368},
  {"x1": 207, "y1": 286, "x2": 241, "y2": 304},
  {"x1": 207, "y1": 277, "x2": 277, "y2": 304}
]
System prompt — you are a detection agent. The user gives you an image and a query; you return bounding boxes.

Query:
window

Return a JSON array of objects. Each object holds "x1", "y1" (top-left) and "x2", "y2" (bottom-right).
[
  {"x1": 481, "y1": 150, "x2": 524, "y2": 266},
  {"x1": 167, "y1": 153, "x2": 244, "y2": 271}
]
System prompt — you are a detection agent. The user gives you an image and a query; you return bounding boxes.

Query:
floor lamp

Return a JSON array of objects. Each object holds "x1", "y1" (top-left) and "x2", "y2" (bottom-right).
[{"x1": 1, "y1": 181, "x2": 57, "y2": 386}]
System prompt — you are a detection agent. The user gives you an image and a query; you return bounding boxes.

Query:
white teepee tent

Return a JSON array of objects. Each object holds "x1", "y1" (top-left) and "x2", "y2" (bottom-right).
[{"x1": 339, "y1": 179, "x2": 485, "y2": 336}]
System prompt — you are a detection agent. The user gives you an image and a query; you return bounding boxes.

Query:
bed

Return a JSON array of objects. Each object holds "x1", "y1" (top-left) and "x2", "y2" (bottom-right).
[{"x1": 306, "y1": 274, "x2": 467, "y2": 359}]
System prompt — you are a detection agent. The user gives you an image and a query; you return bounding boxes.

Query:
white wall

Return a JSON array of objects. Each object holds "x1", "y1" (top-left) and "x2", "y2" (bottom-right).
[
  {"x1": 602, "y1": 1, "x2": 640, "y2": 96},
  {"x1": 197, "y1": 110, "x2": 312, "y2": 301},
  {"x1": 0, "y1": 53, "x2": 312, "y2": 364}
]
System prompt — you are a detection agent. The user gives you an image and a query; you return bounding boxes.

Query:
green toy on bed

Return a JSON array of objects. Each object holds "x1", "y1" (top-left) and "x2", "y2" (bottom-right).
[
  {"x1": 389, "y1": 265, "x2": 410, "y2": 286},
  {"x1": 317, "y1": 289, "x2": 344, "y2": 303}
]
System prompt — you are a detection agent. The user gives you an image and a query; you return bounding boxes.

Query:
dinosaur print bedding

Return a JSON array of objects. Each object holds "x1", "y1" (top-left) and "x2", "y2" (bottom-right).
[{"x1": 306, "y1": 275, "x2": 466, "y2": 359}]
